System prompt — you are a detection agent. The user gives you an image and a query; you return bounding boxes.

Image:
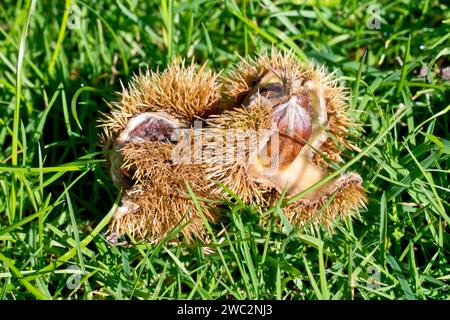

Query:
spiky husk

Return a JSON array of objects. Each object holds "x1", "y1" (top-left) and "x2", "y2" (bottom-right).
[
  {"x1": 282, "y1": 182, "x2": 367, "y2": 230},
  {"x1": 199, "y1": 120, "x2": 367, "y2": 228},
  {"x1": 99, "y1": 59, "x2": 221, "y2": 144},
  {"x1": 221, "y1": 49, "x2": 356, "y2": 167},
  {"x1": 213, "y1": 49, "x2": 366, "y2": 228},
  {"x1": 100, "y1": 51, "x2": 367, "y2": 243},
  {"x1": 108, "y1": 141, "x2": 218, "y2": 243},
  {"x1": 195, "y1": 97, "x2": 276, "y2": 204},
  {"x1": 221, "y1": 49, "x2": 306, "y2": 108},
  {"x1": 108, "y1": 185, "x2": 216, "y2": 243},
  {"x1": 99, "y1": 60, "x2": 222, "y2": 243}
]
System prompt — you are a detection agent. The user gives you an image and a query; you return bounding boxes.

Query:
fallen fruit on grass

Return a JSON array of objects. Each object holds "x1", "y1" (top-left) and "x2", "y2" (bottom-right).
[
  {"x1": 100, "y1": 60, "x2": 221, "y2": 244},
  {"x1": 100, "y1": 50, "x2": 367, "y2": 244},
  {"x1": 203, "y1": 50, "x2": 367, "y2": 229}
]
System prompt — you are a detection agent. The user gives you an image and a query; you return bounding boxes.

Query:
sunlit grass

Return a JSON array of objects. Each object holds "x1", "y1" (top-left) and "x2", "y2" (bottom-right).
[{"x1": 0, "y1": 0, "x2": 448, "y2": 300}]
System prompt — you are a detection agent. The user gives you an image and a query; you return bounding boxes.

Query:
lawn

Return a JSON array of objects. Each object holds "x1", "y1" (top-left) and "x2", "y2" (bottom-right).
[{"x1": 0, "y1": 0, "x2": 449, "y2": 300}]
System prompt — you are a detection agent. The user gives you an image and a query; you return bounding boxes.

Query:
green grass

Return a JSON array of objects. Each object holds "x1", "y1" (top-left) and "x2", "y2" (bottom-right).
[{"x1": 0, "y1": 0, "x2": 449, "y2": 300}]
